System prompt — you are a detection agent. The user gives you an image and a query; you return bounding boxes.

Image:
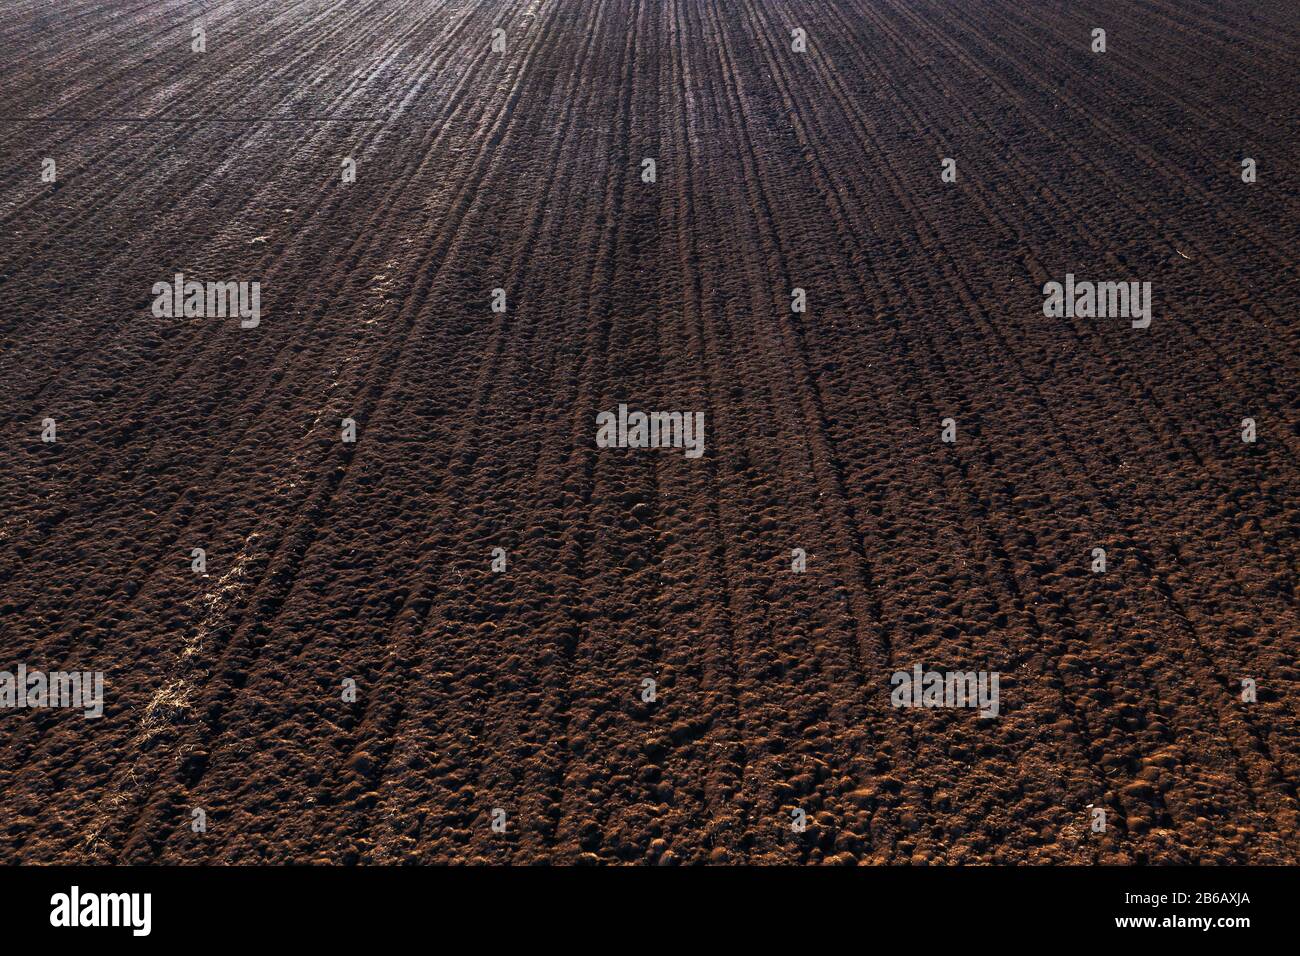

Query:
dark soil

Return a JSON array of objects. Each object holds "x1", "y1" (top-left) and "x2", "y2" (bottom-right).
[{"x1": 0, "y1": 0, "x2": 1296, "y2": 864}]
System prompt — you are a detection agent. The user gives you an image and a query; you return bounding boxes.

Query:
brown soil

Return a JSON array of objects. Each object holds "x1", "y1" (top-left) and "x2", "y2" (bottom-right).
[{"x1": 0, "y1": 0, "x2": 1296, "y2": 865}]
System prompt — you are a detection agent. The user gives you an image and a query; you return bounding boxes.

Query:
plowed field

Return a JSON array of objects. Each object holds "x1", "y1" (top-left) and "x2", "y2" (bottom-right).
[{"x1": 1, "y1": 0, "x2": 1297, "y2": 864}]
